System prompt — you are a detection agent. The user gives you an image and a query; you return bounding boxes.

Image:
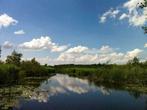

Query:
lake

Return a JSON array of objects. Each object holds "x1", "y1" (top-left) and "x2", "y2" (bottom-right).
[{"x1": 0, "y1": 74, "x2": 147, "y2": 110}]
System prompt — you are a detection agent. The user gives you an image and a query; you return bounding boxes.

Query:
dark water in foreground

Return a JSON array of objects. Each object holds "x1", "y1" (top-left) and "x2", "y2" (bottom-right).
[{"x1": 0, "y1": 74, "x2": 147, "y2": 110}]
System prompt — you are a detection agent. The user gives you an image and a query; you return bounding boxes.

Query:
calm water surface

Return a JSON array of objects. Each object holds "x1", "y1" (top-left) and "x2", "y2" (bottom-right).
[{"x1": 0, "y1": 74, "x2": 147, "y2": 110}]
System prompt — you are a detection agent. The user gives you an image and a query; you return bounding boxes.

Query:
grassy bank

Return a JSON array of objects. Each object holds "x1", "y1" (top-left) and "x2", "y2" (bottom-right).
[
  {"x1": 0, "y1": 63, "x2": 54, "y2": 85},
  {"x1": 0, "y1": 50, "x2": 147, "y2": 89},
  {"x1": 54, "y1": 63, "x2": 147, "y2": 93},
  {"x1": 54, "y1": 62, "x2": 147, "y2": 86}
]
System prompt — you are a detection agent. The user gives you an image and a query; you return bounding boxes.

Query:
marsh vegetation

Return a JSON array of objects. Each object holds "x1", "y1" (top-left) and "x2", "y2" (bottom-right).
[{"x1": 0, "y1": 51, "x2": 147, "y2": 91}]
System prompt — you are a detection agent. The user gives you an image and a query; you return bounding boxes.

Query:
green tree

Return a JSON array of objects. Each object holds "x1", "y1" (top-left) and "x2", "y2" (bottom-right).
[
  {"x1": 128, "y1": 57, "x2": 140, "y2": 65},
  {"x1": 31, "y1": 58, "x2": 40, "y2": 65},
  {"x1": 132, "y1": 57, "x2": 140, "y2": 65},
  {"x1": 6, "y1": 50, "x2": 22, "y2": 66},
  {"x1": 140, "y1": 0, "x2": 147, "y2": 33},
  {"x1": 139, "y1": 0, "x2": 147, "y2": 8}
]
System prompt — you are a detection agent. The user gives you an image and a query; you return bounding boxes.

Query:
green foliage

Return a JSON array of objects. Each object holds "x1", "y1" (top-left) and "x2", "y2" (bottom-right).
[
  {"x1": 6, "y1": 50, "x2": 22, "y2": 66},
  {"x1": 20, "y1": 58, "x2": 50, "y2": 77},
  {"x1": 0, "y1": 50, "x2": 147, "y2": 87},
  {"x1": 0, "y1": 51, "x2": 54, "y2": 85},
  {"x1": 0, "y1": 64, "x2": 20, "y2": 84},
  {"x1": 54, "y1": 59, "x2": 147, "y2": 85},
  {"x1": 127, "y1": 57, "x2": 140, "y2": 65},
  {"x1": 140, "y1": 0, "x2": 147, "y2": 33},
  {"x1": 139, "y1": 0, "x2": 147, "y2": 8}
]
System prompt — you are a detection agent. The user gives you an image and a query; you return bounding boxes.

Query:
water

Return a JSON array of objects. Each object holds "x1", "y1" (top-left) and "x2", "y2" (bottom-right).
[{"x1": 0, "y1": 74, "x2": 147, "y2": 110}]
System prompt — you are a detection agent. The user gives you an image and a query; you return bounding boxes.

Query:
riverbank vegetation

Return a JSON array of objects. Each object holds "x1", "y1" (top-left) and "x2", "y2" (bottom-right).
[
  {"x1": 0, "y1": 50, "x2": 147, "y2": 89},
  {"x1": 0, "y1": 50, "x2": 54, "y2": 85},
  {"x1": 55, "y1": 58, "x2": 147, "y2": 86}
]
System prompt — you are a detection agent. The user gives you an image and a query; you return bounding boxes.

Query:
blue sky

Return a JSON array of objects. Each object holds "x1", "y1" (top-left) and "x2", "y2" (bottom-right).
[{"x1": 0, "y1": 0, "x2": 146, "y2": 64}]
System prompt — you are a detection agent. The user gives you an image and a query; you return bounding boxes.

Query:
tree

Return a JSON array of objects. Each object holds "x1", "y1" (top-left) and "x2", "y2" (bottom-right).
[
  {"x1": 139, "y1": 0, "x2": 147, "y2": 8},
  {"x1": 6, "y1": 50, "x2": 22, "y2": 66},
  {"x1": 140, "y1": 0, "x2": 147, "y2": 33},
  {"x1": 132, "y1": 57, "x2": 140, "y2": 65},
  {"x1": 31, "y1": 58, "x2": 40, "y2": 65},
  {"x1": 127, "y1": 57, "x2": 140, "y2": 65}
]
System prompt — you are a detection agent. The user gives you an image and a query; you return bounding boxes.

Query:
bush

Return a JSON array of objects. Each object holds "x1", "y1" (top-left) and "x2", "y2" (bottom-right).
[{"x1": 0, "y1": 64, "x2": 19, "y2": 84}]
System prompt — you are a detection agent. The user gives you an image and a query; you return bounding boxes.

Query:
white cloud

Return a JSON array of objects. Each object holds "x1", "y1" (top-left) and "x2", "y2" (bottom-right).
[
  {"x1": 119, "y1": 13, "x2": 129, "y2": 20},
  {"x1": 57, "y1": 45, "x2": 89, "y2": 62},
  {"x1": 126, "y1": 48, "x2": 143, "y2": 58},
  {"x1": 0, "y1": 13, "x2": 18, "y2": 28},
  {"x1": 100, "y1": 0, "x2": 147, "y2": 26},
  {"x1": 99, "y1": 16, "x2": 107, "y2": 23},
  {"x1": 56, "y1": 45, "x2": 143, "y2": 64},
  {"x1": 2, "y1": 41, "x2": 13, "y2": 49},
  {"x1": 66, "y1": 45, "x2": 88, "y2": 53},
  {"x1": 123, "y1": 0, "x2": 145, "y2": 12},
  {"x1": 14, "y1": 30, "x2": 25, "y2": 35},
  {"x1": 124, "y1": 0, "x2": 146, "y2": 26},
  {"x1": 99, "y1": 45, "x2": 114, "y2": 53},
  {"x1": 128, "y1": 14, "x2": 146, "y2": 26},
  {"x1": 144, "y1": 43, "x2": 147, "y2": 48},
  {"x1": 22, "y1": 56, "x2": 53, "y2": 65},
  {"x1": 19, "y1": 36, "x2": 68, "y2": 52},
  {"x1": 99, "y1": 8, "x2": 120, "y2": 23},
  {"x1": 21, "y1": 44, "x2": 144, "y2": 65}
]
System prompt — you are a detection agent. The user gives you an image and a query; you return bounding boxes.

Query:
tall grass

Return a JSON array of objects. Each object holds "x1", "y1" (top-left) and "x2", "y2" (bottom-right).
[{"x1": 55, "y1": 63, "x2": 147, "y2": 85}]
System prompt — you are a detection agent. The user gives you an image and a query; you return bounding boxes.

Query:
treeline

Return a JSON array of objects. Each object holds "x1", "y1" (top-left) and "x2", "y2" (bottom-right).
[
  {"x1": 54, "y1": 57, "x2": 147, "y2": 85},
  {"x1": 0, "y1": 50, "x2": 54, "y2": 85}
]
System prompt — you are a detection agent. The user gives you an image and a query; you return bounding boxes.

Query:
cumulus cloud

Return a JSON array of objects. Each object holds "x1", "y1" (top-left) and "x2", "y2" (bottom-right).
[
  {"x1": 99, "y1": 45, "x2": 114, "y2": 53},
  {"x1": 66, "y1": 45, "x2": 88, "y2": 53},
  {"x1": 2, "y1": 41, "x2": 13, "y2": 49},
  {"x1": 21, "y1": 45, "x2": 144, "y2": 65},
  {"x1": 0, "y1": 13, "x2": 18, "y2": 28},
  {"x1": 125, "y1": 0, "x2": 147, "y2": 27},
  {"x1": 56, "y1": 45, "x2": 88, "y2": 62},
  {"x1": 14, "y1": 30, "x2": 25, "y2": 35},
  {"x1": 123, "y1": 0, "x2": 144, "y2": 12},
  {"x1": 19, "y1": 36, "x2": 68, "y2": 52},
  {"x1": 100, "y1": 0, "x2": 147, "y2": 26},
  {"x1": 126, "y1": 48, "x2": 143, "y2": 58},
  {"x1": 56, "y1": 45, "x2": 143, "y2": 64}
]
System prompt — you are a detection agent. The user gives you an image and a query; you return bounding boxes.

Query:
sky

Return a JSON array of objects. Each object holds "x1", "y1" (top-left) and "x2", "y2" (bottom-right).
[{"x1": 0, "y1": 0, "x2": 147, "y2": 65}]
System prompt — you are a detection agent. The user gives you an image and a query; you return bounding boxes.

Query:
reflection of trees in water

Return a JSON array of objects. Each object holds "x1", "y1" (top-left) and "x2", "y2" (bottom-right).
[
  {"x1": 145, "y1": 98, "x2": 147, "y2": 110},
  {"x1": 0, "y1": 74, "x2": 113, "y2": 108},
  {"x1": 0, "y1": 86, "x2": 34, "y2": 110},
  {"x1": 90, "y1": 79, "x2": 146, "y2": 99},
  {"x1": 142, "y1": 95, "x2": 147, "y2": 110},
  {"x1": 0, "y1": 86, "x2": 23, "y2": 110},
  {"x1": 0, "y1": 75, "x2": 146, "y2": 109},
  {"x1": 129, "y1": 91, "x2": 141, "y2": 99},
  {"x1": 0, "y1": 77, "x2": 47, "y2": 110}
]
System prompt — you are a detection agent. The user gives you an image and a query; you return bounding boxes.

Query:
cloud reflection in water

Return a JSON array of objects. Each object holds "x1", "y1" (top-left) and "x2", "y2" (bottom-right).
[{"x1": 28, "y1": 74, "x2": 111, "y2": 103}]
